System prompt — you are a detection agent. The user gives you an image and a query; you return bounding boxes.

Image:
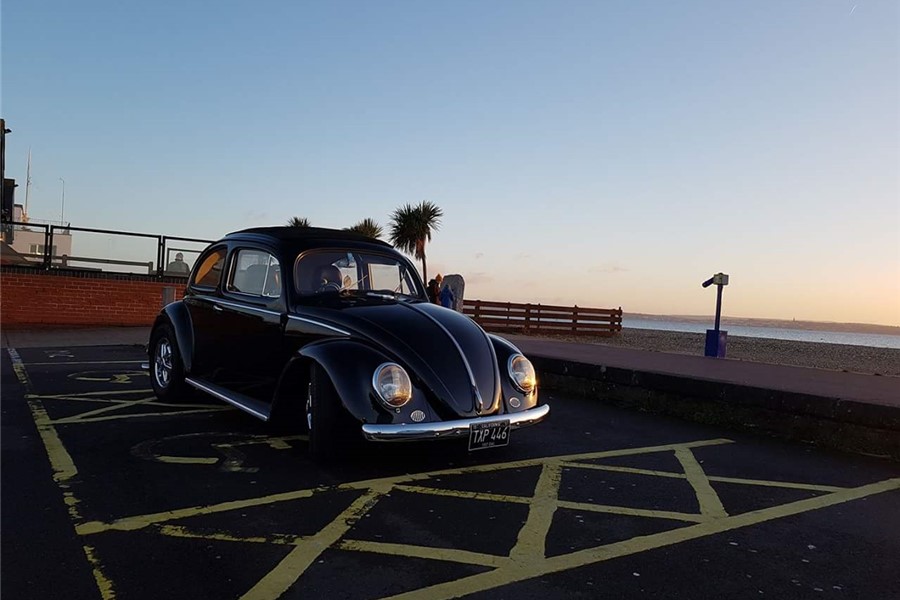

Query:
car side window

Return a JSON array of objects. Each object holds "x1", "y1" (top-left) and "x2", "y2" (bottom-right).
[
  {"x1": 192, "y1": 247, "x2": 227, "y2": 289},
  {"x1": 228, "y1": 249, "x2": 281, "y2": 298}
]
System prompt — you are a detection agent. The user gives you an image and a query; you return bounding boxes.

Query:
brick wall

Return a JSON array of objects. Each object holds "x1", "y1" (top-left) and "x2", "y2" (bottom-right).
[{"x1": 1, "y1": 267, "x2": 187, "y2": 327}]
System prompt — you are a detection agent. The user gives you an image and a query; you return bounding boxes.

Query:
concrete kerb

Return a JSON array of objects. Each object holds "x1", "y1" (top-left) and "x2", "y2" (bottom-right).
[{"x1": 531, "y1": 356, "x2": 900, "y2": 462}]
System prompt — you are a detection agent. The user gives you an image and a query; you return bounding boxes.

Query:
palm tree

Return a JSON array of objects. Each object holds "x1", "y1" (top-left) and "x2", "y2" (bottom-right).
[
  {"x1": 346, "y1": 218, "x2": 384, "y2": 240},
  {"x1": 389, "y1": 201, "x2": 443, "y2": 281},
  {"x1": 287, "y1": 216, "x2": 311, "y2": 227}
]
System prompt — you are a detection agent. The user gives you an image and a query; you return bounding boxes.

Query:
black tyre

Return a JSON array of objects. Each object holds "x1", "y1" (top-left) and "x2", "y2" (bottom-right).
[
  {"x1": 306, "y1": 364, "x2": 357, "y2": 460},
  {"x1": 149, "y1": 324, "x2": 189, "y2": 401}
]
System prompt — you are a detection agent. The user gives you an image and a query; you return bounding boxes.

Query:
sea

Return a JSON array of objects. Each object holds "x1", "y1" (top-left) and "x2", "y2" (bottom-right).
[{"x1": 622, "y1": 317, "x2": 900, "y2": 350}]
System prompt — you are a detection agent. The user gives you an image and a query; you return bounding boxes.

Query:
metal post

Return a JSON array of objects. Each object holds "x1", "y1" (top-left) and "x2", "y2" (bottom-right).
[
  {"x1": 157, "y1": 236, "x2": 165, "y2": 277},
  {"x1": 47, "y1": 226, "x2": 55, "y2": 268},
  {"x1": 714, "y1": 284, "x2": 723, "y2": 333}
]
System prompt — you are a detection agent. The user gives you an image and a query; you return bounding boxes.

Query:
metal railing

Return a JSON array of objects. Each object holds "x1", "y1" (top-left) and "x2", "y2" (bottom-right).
[{"x1": 0, "y1": 220, "x2": 214, "y2": 277}]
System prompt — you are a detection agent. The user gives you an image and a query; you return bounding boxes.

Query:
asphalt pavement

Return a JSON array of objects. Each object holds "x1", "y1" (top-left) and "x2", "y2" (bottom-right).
[{"x1": 3, "y1": 342, "x2": 899, "y2": 599}]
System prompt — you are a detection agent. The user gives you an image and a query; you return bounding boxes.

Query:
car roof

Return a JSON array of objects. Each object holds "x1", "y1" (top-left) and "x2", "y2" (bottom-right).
[{"x1": 224, "y1": 226, "x2": 395, "y2": 252}]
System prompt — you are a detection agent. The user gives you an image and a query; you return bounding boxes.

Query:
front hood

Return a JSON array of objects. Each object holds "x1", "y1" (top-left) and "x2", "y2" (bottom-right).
[{"x1": 308, "y1": 300, "x2": 501, "y2": 417}]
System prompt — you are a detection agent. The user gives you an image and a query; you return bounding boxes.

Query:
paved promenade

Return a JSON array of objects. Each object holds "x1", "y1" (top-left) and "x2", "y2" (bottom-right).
[{"x1": 506, "y1": 335, "x2": 900, "y2": 407}]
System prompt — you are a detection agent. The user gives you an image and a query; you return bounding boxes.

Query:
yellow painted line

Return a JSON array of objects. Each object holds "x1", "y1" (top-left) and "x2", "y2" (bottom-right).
[
  {"x1": 30, "y1": 394, "x2": 151, "y2": 405},
  {"x1": 54, "y1": 397, "x2": 157, "y2": 421},
  {"x1": 339, "y1": 539, "x2": 510, "y2": 569},
  {"x1": 77, "y1": 486, "x2": 329, "y2": 535},
  {"x1": 509, "y1": 462, "x2": 562, "y2": 564},
  {"x1": 72, "y1": 372, "x2": 146, "y2": 384},
  {"x1": 77, "y1": 439, "x2": 735, "y2": 536},
  {"x1": 381, "y1": 477, "x2": 900, "y2": 600},
  {"x1": 9, "y1": 348, "x2": 115, "y2": 598},
  {"x1": 337, "y1": 438, "x2": 735, "y2": 491},
  {"x1": 52, "y1": 407, "x2": 231, "y2": 425},
  {"x1": 562, "y1": 461, "x2": 687, "y2": 479},
  {"x1": 64, "y1": 491, "x2": 85, "y2": 520},
  {"x1": 266, "y1": 439, "x2": 293, "y2": 450},
  {"x1": 35, "y1": 389, "x2": 154, "y2": 398},
  {"x1": 541, "y1": 438, "x2": 734, "y2": 464},
  {"x1": 556, "y1": 500, "x2": 706, "y2": 523},
  {"x1": 34, "y1": 392, "x2": 226, "y2": 412},
  {"x1": 83, "y1": 545, "x2": 116, "y2": 600},
  {"x1": 706, "y1": 475, "x2": 845, "y2": 493},
  {"x1": 239, "y1": 489, "x2": 385, "y2": 600},
  {"x1": 157, "y1": 525, "x2": 304, "y2": 546},
  {"x1": 219, "y1": 435, "x2": 308, "y2": 448},
  {"x1": 155, "y1": 455, "x2": 220, "y2": 465},
  {"x1": 393, "y1": 484, "x2": 531, "y2": 505},
  {"x1": 675, "y1": 447, "x2": 728, "y2": 518},
  {"x1": 561, "y1": 461, "x2": 846, "y2": 494},
  {"x1": 8, "y1": 349, "x2": 80, "y2": 483}
]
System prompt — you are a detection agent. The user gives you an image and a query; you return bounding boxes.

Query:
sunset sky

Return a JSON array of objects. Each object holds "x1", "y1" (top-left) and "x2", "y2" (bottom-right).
[{"x1": 3, "y1": 1, "x2": 898, "y2": 325}]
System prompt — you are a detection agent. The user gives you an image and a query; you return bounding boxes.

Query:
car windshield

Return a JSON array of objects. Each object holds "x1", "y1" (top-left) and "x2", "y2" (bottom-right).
[{"x1": 294, "y1": 249, "x2": 423, "y2": 299}]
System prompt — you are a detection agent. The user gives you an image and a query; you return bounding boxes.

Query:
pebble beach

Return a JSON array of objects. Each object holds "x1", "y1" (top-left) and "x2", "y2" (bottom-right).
[{"x1": 540, "y1": 328, "x2": 900, "y2": 378}]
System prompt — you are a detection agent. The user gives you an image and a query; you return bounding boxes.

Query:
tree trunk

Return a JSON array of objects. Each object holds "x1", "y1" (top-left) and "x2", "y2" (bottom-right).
[{"x1": 421, "y1": 254, "x2": 428, "y2": 283}]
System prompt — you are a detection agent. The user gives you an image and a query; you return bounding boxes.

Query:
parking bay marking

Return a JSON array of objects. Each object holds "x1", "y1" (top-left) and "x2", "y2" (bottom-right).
[
  {"x1": 29, "y1": 387, "x2": 232, "y2": 425},
  {"x1": 71, "y1": 437, "x2": 900, "y2": 600},
  {"x1": 10, "y1": 348, "x2": 900, "y2": 600},
  {"x1": 131, "y1": 433, "x2": 308, "y2": 472},
  {"x1": 8, "y1": 348, "x2": 112, "y2": 599}
]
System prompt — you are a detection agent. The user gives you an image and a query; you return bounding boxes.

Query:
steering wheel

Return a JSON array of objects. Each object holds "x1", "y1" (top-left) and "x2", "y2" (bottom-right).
[{"x1": 317, "y1": 281, "x2": 342, "y2": 294}]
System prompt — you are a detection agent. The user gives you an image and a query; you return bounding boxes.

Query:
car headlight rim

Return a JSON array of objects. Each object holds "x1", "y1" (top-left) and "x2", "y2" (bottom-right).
[
  {"x1": 508, "y1": 354, "x2": 537, "y2": 393},
  {"x1": 372, "y1": 362, "x2": 413, "y2": 409}
]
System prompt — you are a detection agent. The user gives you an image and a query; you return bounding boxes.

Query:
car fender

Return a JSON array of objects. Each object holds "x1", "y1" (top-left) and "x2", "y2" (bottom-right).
[
  {"x1": 488, "y1": 333, "x2": 540, "y2": 411},
  {"x1": 154, "y1": 302, "x2": 194, "y2": 373},
  {"x1": 274, "y1": 339, "x2": 396, "y2": 425}
]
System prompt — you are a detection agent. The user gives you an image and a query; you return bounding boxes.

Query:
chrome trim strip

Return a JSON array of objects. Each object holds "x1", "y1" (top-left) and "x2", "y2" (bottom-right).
[
  {"x1": 361, "y1": 404, "x2": 549, "y2": 442},
  {"x1": 403, "y1": 303, "x2": 486, "y2": 414},
  {"x1": 140, "y1": 362, "x2": 150, "y2": 370},
  {"x1": 213, "y1": 299, "x2": 282, "y2": 318},
  {"x1": 287, "y1": 315, "x2": 352, "y2": 336},
  {"x1": 185, "y1": 377, "x2": 269, "y2": 421}
]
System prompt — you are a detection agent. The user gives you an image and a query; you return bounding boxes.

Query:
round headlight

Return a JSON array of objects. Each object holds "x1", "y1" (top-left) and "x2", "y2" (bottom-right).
[
  {"x1": 508, "y1": 354, "x2": 536, "y2": 393},
  {"x1": 372, "y1": 363, "x2": 413, "y2": 408}
]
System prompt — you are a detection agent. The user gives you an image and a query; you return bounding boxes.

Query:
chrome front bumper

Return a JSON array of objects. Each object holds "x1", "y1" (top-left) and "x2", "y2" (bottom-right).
[{"x1": 361, "y1": 404, "x2": 550, "y2": 442}]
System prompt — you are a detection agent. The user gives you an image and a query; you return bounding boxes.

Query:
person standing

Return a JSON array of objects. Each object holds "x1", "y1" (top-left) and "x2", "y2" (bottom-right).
[
  {"x1": 439, "y1": 279, "x2": 455, "y2": 308},
  {"x1": 166, "y1": 252, "x2": 190, "y2": 275},
  {"x1": 427, "y1": 273, "x2": 443, "y2": 304}
]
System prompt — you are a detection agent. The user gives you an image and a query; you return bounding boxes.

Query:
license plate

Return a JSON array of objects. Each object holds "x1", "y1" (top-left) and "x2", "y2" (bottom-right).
[{"x1": 468, "y1": 420, "x2": 510, "y2": 451}]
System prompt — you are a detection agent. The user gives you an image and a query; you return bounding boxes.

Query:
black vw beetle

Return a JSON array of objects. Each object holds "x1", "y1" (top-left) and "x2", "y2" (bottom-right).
[{"x1": 148, "y1": 227, "x2": 549, "y2": 458}]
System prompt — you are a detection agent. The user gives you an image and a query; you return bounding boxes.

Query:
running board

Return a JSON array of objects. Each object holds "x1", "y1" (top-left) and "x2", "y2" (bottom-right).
[{"x1": 185, "y1": 377, "x2": 271, "y2": 422}]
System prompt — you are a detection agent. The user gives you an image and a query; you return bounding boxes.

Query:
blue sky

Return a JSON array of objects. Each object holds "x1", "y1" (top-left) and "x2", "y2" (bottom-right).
[{"x1": 3, "y1": 0, "x2": 898, "y2": 325}]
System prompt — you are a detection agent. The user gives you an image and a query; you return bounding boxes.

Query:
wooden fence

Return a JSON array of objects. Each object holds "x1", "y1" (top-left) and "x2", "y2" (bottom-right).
[{"x1": 463, "y1": 300, "x2": 623, "y2": 336}]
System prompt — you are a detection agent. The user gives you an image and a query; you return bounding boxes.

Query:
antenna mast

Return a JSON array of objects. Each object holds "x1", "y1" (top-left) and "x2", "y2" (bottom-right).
[{"x1": 24, "y1": 148, "x2": 31, "y2": 221}]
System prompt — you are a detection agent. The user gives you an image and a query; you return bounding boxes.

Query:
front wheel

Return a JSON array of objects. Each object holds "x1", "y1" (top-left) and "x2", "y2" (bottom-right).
[
  {"x1": 149, "y1": 324, "x2": 188, "y2": 401},
  {"x1": 306, "y1": 364, "x2": 357, "y2": 460}
]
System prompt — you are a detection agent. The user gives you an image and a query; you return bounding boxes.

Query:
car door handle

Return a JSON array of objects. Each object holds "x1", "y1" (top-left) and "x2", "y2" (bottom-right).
[{"x1": 213, "y1": 305, "x2": 224, "y2": 312}]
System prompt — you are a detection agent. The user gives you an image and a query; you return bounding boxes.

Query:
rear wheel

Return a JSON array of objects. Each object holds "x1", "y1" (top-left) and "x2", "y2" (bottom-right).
[
  {"x1": 150, "y1": 324, "x2": 188, "y2": 401},
  {"x1": 306, "y1": 364, "x2": 357, "y2": 460}
]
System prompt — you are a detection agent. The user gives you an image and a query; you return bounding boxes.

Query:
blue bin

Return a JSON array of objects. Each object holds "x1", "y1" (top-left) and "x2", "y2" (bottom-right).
[{"x1": 704, "y1": 329, "x2": 728, "y2": 358}]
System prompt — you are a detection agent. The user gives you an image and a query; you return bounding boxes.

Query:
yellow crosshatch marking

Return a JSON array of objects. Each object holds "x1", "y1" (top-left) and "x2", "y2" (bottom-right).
[{"x1": 8, "y1": 348, "x2": 900, "y2": 600}]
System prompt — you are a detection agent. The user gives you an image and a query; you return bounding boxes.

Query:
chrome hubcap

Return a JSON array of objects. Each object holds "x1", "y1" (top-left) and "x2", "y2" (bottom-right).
[
  {"x1": 306, "y1": 381, "x2": 314, "y2": 430},
  {"x1": 154, "y1": 338, "x2": 173, "y2": 389}
]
